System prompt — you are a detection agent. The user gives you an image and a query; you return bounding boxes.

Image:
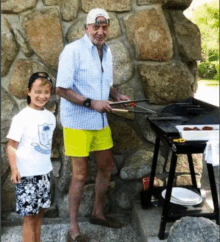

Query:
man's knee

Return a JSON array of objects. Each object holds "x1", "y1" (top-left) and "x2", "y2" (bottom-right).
[
  {"x1": 98, "y1": 158, "x2": 115, "y2": 173},
  {"x1": 71, "y1": 157, "x2": 88, "y2": 182},
  {"x1": 73, "y1": 172, "x2": 88, "y2": 182}
]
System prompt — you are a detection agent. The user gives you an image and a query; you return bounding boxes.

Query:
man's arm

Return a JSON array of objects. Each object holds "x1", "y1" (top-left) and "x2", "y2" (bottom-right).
[
  {"x1": 56, "y1": 87, "x2": 113, "y2": 113},
  {"x1": 56, "y1": 87, "x2": 85, "y2": 105}
]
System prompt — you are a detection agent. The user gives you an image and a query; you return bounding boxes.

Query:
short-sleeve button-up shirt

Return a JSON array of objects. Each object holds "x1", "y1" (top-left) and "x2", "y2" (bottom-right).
[{"x1": 56, "y1": 34, "x2": 113, "y2": 130}]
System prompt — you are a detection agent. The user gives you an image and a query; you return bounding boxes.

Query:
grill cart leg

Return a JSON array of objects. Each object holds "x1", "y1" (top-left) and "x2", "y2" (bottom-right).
[
  {"x1": 187, "y1": 153, "x2": 198, "y2": 190},
  {"x1": 147, "y1": 137, "x2": 160, "y2": 204},
  {"x1": 206, "y1": 163, "x2": 220, "y2": 225},
  {"x1": 158, "y1": 152, "x2": 177, "y2": 240}
]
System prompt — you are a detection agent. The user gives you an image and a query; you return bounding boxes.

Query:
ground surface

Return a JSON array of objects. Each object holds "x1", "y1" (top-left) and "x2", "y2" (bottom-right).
[{"x1": 194, "y1": 80, "x2": 219, "y2": 106}]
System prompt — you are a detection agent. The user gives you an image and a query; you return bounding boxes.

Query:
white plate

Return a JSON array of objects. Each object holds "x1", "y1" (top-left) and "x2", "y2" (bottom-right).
[
  {"x1": 161, "y1": 189, "x2": 203, "y2": 206},
  {"x1": 171, "y1": 187, "x2": 201, "y2": 202},
  {"x1": 175, "y1": 125, "x2": 219, "y2": 141}
]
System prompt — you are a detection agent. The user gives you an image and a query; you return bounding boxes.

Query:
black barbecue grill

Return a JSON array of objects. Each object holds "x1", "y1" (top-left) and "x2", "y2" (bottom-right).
[{"x1": 145, "y1": 97, "x2": 219, "y2": 240}]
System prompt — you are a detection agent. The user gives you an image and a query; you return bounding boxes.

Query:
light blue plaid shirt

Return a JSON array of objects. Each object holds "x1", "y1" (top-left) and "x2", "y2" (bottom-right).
[{"x1": 56, "y1": 34, "x2": 113, "y2": 130}]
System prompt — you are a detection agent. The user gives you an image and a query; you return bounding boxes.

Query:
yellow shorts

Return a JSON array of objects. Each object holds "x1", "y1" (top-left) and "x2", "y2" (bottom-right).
[{"x1": 63, "y1": 126, "x2": 113, "y2": 157}]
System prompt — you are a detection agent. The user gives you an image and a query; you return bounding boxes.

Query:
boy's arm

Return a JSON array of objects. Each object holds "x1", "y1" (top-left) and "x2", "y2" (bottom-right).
[{"x1": 7, "y1": 139, "x2": 21, "y2": 184}]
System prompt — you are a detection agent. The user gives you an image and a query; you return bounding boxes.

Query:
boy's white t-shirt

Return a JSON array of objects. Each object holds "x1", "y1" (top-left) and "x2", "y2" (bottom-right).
[{"x1": 7, "y1": 106, "x2": 56, "y2": 177}]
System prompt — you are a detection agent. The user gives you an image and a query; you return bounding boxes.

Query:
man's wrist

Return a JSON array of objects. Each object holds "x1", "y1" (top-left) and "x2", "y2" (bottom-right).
[{"x1": 83, "y1": 98, "x2": 92, "y2": 108}]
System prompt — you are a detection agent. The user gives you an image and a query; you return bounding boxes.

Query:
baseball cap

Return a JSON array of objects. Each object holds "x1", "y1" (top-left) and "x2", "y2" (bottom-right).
[
  {"x1": 86, "y1": 8, "x2": 110, "y2": 25},
  {"x1": 27, "y1": 72, "x2": 53, "y2": 104}
]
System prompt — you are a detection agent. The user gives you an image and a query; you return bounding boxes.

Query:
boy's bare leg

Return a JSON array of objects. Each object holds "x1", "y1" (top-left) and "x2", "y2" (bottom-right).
[
  {"x1": 23, "y1": 215, "x2": 37, "y2": 242},
  {"x1": 35, "y1": 208, "x2": 44, "y2": 242},
  {"x1": 69, "y1": 157, "x2": 88, "y2": 239},
  {"x1": 92, "y1": 149, "x2": 114, "y2": 220}
]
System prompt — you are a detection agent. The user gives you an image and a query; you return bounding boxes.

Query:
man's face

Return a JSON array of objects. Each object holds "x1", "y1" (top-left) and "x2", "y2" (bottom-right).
[{"x1": 86, "y1": 16, "x2": 109, "y2": 47}]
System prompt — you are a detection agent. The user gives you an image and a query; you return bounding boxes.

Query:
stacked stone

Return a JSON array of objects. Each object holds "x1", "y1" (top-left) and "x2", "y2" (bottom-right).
[{"x1": 1, "y1": 0, "x2": 203, "y2": 219}]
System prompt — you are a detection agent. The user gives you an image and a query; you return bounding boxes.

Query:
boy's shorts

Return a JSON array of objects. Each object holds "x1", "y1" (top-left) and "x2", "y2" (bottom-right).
[
  {"x1": 63, "y1": 126, "x2": 113, "y2": 157},
  {"x1": 15, "y1": 173, "x2": 51, "y2": 216}
]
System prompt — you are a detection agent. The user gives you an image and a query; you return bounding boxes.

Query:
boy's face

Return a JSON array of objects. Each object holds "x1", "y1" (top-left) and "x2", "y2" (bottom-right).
[{"x1": 28, "y1": 79, "x2": 51, "y2": 110}]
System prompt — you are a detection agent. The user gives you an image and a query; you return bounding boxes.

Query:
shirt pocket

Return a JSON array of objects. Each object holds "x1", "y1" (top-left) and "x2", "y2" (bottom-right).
[{"x1": 77, "y1": 58, "x2": 100, "y2": 84}]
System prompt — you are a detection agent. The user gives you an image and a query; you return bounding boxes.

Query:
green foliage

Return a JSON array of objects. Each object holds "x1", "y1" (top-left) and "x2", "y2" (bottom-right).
[
  {"x1": 212, "y1": 61, "x2": 219, "y2": 80},
  {"x1": 208, "y1": 49, "x2": 219, "y2": 62},
  {"x1": 198, "y1": 61, "x2": 219, "y2": 80},
  {"x1": 191, "y1": 1, "x2": 219, "y2": 59},
  {"x1": 191, "y1": 0, "x2": 219, "y2": 80}
]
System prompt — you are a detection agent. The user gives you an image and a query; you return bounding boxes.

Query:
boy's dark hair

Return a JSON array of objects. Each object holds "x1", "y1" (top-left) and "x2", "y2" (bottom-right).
[{"x1": 27, "y1": 72, "x2": 53, "y2": 104}]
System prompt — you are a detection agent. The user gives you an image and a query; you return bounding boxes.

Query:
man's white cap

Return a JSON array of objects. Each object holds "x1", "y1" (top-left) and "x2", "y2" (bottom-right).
[{"x1": 86, "y1": 8, "x2": 110, "y2": 25}]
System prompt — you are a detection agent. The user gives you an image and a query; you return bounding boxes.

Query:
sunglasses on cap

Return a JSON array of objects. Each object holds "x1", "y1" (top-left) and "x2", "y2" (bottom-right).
[
  {"x1": 27, "y1": 72, "x2": 53, "y2": 104},
  {"x1": 28, "y1": 72, "x2": 52, "y2": 88}
]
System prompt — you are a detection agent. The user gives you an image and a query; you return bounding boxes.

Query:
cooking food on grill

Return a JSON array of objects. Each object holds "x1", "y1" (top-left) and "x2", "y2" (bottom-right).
[
  {"x1": 202, "y1": 126, "x2": 214, "y2": 130},
  {"x1": 183, "y1": 126, "x2": 215, "y2": 131},
  {"x1": 183, "y1": 127, "x2": 193, "y2": 131},
  {"x1": 183, "y1": 127, "x2": 201, "y2": 131}
]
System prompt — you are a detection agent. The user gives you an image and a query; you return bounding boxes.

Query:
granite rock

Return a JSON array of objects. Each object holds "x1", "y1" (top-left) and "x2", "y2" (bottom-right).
[
  {"x1": 175, "y1": 174, "x2": 201, "y2": 187},
  {"x1": 57, "y1": 144, "x2": 72, "y2": 193},
  {"x1": 120, "y1": 149, "x2": 165, "y2": 180},
  {"x1": 124, "y1": 7, "x2": 173, "y2": 61},
  {"x1": 21, "y1": 8, "x2": 64, "y2": 71},
  {"x1": 136, "y1": 116, "x2": 157, "y2": 144},
  {"x1": 163, "y1": 0, "x2": 193, "y2": 10},
  {"x1": 52, "y1": 161, "x2": 61, "y2": 177},
  {"x1": 1, "y1": 175, "x2": 16, "y2": 213},
  {"x1": 60, "y1": 0, "x2": 79, "y2": 21},
  {"x1": 1, "y1": 87, "x2": 19, "y2": 143},
  {"x1": 109, "y1": 41, "x2": 134, "y2": 86},
  {"x1": 115, "y1": 180, "x2": 143, "y2": 209},
  {"x1": 42, "y1": 0, "x2": 60, "y2": 5},
  {"x1": 138, "y1": 61, "x2": 194, "y2": 104},
  {"x1": 1, "y1": 144, "x2": 10, "y2": 186},
  {"x1": 168, "y1": 217, "x2": 219, "y2": 242},
  {"x1": 82, "y1": 0, "x2": 131, "y2": 12},
  {"x1": 1, "y1": 0, "x2": 36, "y2": 13},
  {"x1": 170, "y1": 11, "x2": 201, "y2": 60},
  {"x1": 166, "y1": 153, "x2": 203, "y2": 174},
  {"x1": 108, "y1": 117, "x2": 145, "y2": 155},
  {"x1": 113, "y1": 154, "x2": 125, "y2": 171},
  {"x1": 137, "y1": 0, "x2": 168, "y2": 5},
  {"x1": 1, "y1": 16, "x2": 19, "y2": 76},
  {"x1": 12, "y1": 27, "x2": 34, "y2": 57},
  {"x1": 137, "y1": 0, "x2": 192, "y2": 10}
]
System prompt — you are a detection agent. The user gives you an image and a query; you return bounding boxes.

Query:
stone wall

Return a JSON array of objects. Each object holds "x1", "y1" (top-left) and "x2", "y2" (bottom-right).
[{"x1": 1, "y1": 0, "x2": 203, "y2": 218}]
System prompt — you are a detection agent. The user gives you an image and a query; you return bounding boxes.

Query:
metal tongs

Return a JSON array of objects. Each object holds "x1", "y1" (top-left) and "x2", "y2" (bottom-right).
[{"x1": 110, "y1": 99, "x2": 157, "y2": 114}]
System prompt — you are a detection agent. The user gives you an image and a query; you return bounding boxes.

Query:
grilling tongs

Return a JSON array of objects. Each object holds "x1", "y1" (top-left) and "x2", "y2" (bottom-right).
[{"x1": 110, "y1": 99, "x2": 157, "y2": 114}]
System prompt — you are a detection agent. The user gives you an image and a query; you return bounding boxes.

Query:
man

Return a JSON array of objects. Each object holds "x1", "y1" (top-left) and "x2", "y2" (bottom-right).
[{"x1": 56, "y1": 8, "x2": 130, "y2": 242}]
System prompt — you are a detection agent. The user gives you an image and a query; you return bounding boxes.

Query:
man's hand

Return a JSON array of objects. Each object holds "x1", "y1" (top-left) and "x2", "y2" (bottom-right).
[
  {"x1": 110, "y1": 87, "x2": 131, "y2": 106},
  {"x1": 91, "y1": 100, "x2": 113, "y2": 113},
  {"x1": 11, "y1": 168, "x2": 21, "y2": 184},
  {"x1": 114, "y1": 93, "x2": 131, "y2": 103}
]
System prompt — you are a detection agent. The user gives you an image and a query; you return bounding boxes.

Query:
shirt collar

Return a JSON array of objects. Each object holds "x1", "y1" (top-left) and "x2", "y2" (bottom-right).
[{"x1": 83, "y1": 33, "x2": 108, "y2": 52}]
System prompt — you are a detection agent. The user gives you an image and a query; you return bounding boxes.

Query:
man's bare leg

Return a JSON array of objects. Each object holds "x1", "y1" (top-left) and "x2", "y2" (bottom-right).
[
  {"x1": 92, "y1": 149, "x2": 114, "y2": 220},
  {"x1": 69, "y1": 157, "x2": 88, "y2": 239}
]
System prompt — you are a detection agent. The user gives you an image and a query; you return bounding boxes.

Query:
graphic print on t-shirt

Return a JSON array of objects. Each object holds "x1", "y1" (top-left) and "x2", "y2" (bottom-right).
[{"x1": 31, "y1": 123, "x2": 53, "y2": 154}]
